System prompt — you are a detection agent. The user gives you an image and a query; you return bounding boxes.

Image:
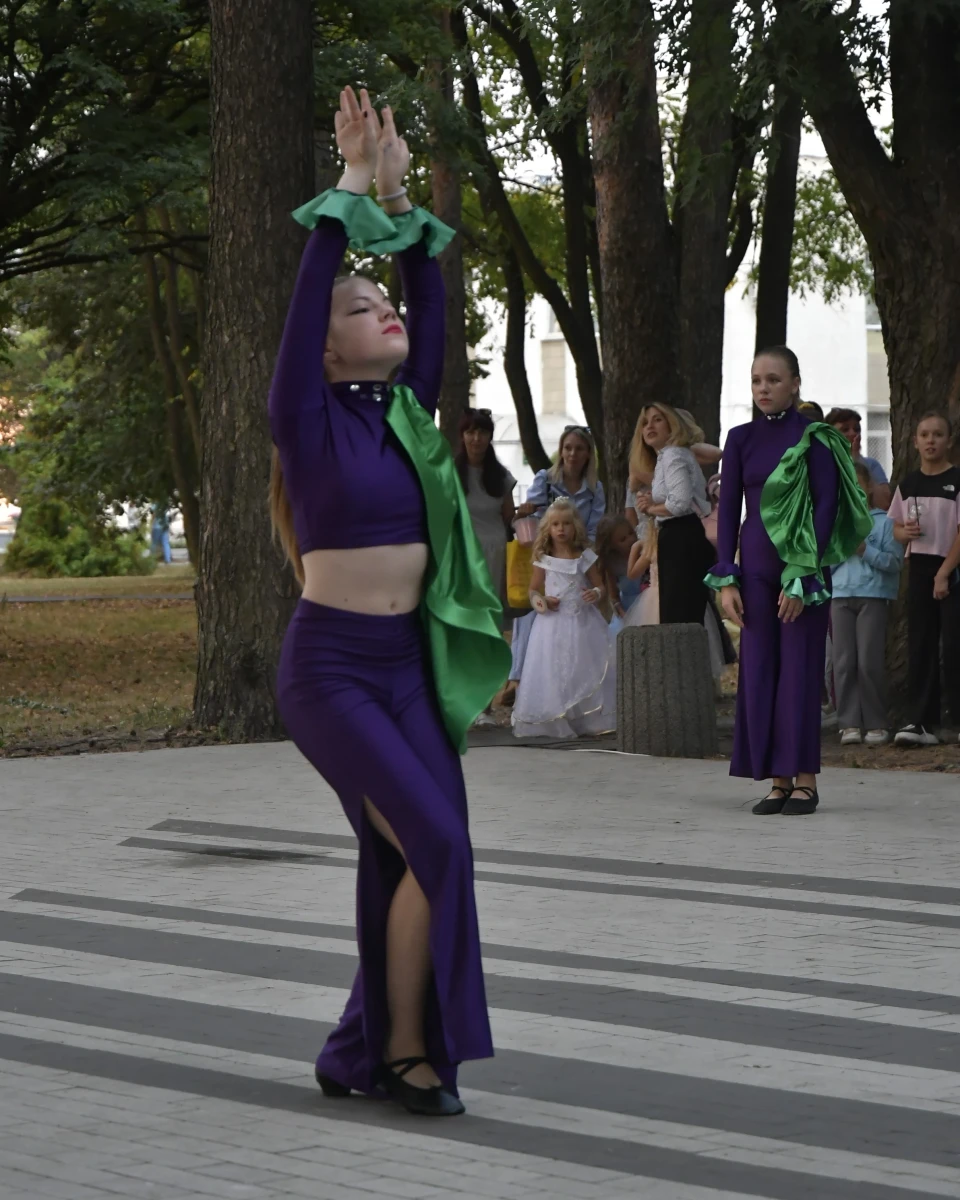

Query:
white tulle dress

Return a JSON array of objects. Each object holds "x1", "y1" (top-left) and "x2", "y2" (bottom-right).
[
  {"x1": 622, "y1": 559, "x2": 726, "y2": 679},
  {"x1": 512, "y1": 550, "x2": 617, "y2": 739}
]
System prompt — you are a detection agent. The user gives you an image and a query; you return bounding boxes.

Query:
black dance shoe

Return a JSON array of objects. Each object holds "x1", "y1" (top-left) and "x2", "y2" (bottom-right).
[
  {"x1": 379, "y1": 1056, "x2": 465, "y2": 1116},
  {"x1": 752, "y1": 785, "x2": 792, "y2": 815},
  {"x1": 315, "y1": 1066, "x2": 351, "y2": 1098},
  {"x1": 782, "y1": 786, "x2": 819, "y2": 816}
]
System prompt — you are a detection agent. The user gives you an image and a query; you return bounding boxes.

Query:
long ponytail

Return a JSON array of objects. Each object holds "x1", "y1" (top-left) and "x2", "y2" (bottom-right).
[{"x1": 269, "y1": 448, "x2": 304, "y2": 586}]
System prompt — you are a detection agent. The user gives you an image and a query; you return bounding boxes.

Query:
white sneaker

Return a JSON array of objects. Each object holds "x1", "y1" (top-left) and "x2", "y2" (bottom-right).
[
  {"x1": 473, "y1": 712, "x2": 498, "y2": 729},
  {"x1": 863, "y1": 729, "x2": 890, "y2": 746},
  {"x1": 894, "y1": 724, "x2": 940, "y2": 746},
  {"x1": 840, "y1": 728, "x2": 862, "y2": 745}
]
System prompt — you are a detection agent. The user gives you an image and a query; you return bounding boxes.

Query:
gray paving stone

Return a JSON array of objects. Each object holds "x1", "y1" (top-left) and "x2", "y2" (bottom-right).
[{"x1": 1, "y1": 743, "x2": 960, "y2": 1199}]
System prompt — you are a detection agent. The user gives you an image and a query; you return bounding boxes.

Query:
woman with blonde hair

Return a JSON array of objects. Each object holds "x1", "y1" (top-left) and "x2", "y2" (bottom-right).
[
  {"x1": 625, "y1": 410, "x2": 721, "y2": 529},
  {"x1": 630, "y1": 403, "x2": 718, "y2": 625},
  {"x1": 512, "y1": 500, "x2": 616, "y2": 739},
  {"x1": 269, "y1": 87, "x2": 509, "y2": 1115}
]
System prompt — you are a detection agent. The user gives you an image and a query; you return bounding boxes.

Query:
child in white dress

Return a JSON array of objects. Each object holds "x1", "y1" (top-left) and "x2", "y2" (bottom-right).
[
  {"x1": 512, "y1": 500, "x2": 617, "y2": 739},
  {"x1": 623, "y1": 521, "x2": 727, "y2": 678}
]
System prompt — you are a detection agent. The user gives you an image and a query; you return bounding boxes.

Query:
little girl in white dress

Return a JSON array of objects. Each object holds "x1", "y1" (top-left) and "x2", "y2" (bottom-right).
[{"x1": 512, "y1": 500, "x2": 617, "y2": 739}]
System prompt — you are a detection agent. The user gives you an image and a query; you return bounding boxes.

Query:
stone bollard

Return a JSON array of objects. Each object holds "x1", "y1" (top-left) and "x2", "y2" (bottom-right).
[{"x1": 617, "y1": 623, "x2": 718, "y2": 757}]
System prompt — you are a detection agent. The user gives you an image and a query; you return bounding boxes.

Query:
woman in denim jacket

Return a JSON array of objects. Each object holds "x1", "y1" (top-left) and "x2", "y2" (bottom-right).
[{"x1": 832, "y1": 462, "x2": 904, "y2": 746}]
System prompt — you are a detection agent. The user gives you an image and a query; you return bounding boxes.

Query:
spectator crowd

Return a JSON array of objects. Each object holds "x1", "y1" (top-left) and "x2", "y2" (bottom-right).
[{"x1": 457, "y1": 397, "x2": 960, "y2": 751}]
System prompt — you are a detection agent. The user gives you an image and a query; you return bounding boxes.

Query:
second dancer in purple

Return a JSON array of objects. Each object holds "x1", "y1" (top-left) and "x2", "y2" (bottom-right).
[{"x1": 707, "y1": 347, "x2": 871, "y2": 815}]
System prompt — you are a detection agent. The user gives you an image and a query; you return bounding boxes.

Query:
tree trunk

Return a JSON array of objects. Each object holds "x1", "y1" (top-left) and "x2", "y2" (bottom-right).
[
  {"x1": 501, "y1": 242, "x2": 550, "y2": 474},
  {"x1": 586, "y1": 1, "x2": 679, "y2": 510},
  {"x1": 754, "y1": 87, "x2": 803, "y2": 352},
  {"x1": 429, "y1": 10, "x2": 471, "y2": 446},
  {"x1": 674, "y1": 0, "x2": 737, "y2": 445},
  {"x1": 195, "y1": 0, "x2": 313, "y2": 740}
]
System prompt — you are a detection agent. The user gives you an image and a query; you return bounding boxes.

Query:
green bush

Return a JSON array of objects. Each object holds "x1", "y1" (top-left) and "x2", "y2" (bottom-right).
[{"x1": 3, "y1": 497, "x2": 156, "y2": 578}]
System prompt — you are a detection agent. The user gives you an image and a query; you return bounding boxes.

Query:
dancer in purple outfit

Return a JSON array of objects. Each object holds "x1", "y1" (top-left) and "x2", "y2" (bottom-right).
[
  {"x1": 707, "y1": 347, "x2": 871, "y2": 815},
  {"x1": 269, "y1": 87, "x2": 508, "y2": 1115}
]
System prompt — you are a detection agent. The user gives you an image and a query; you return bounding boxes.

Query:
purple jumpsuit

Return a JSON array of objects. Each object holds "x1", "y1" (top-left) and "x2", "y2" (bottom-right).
[
  {"x1": 714, "y1": 408, "x2": 839, "y2": 780},
  {"x1": 269, "y1": 215, "x2": 493, "y2": 1096}
]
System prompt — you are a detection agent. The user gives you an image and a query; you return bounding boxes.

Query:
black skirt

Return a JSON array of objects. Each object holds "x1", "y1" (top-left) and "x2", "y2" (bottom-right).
[{"x1": 657, "y1": 513, "x2": 717, "y2": 625}]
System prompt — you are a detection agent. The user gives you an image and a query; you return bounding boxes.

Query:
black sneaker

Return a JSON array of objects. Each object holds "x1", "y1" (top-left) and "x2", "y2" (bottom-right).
[{"x1": 894, "y1": 724, "x2": 940, "y2": 747}]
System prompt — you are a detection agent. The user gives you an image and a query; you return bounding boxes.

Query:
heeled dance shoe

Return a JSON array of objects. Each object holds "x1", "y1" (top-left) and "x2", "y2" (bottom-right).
[
  {"x1": 315, "y1": 1066, "x2": 351, "y2": 1098},
  {"x1": 378, "y1": 1056, "x2": 465, "y2": 1116}
]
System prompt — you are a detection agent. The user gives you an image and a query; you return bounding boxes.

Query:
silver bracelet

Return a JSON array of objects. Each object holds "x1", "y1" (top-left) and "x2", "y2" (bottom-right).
[{"x1": 377, "y1": 187, "x2": 408, "y2": 203}]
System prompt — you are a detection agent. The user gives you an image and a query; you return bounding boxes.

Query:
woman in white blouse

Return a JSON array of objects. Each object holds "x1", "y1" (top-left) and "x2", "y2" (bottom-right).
[{"x1": 629, "y1": 403, "x2": 718, "y2": 625}]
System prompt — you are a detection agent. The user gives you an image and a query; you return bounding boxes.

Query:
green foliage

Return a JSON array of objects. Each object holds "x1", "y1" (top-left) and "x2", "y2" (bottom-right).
[
  {"x1": 1, "y1": 0, "x2": 208, "y2": 283},
  {"x1": 4, "y1": 497, "x2": 155, "y2": 578},
  {"x1": 1, "y1": 259, "x2": 180, "y2": 514},
  {"x1": 789, "y1": 168, "x2": 873, "y2": 303}
]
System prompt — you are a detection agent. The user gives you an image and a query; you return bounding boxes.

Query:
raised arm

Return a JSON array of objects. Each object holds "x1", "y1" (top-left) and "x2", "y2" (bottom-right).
[
  {"x1": 393, "y1": 242, "x2": 445, "y2": 414},
  {"x1": 269, "y1": 87, "x2": 378, "y2": 441},
  {"x1": 268, "y1": 219, "x2": 348, "y2": 439}
]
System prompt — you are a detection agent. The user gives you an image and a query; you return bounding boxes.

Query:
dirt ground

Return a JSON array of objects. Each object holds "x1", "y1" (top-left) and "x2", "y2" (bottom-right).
[{"x1": 0, "y1": 591, "x2": 956, "y2": 771}]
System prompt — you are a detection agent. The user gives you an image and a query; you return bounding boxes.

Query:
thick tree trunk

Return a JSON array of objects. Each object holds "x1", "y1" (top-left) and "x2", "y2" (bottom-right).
[
  {"x1": 430, "y1": 10, "x2": 471, "y2": 447},
  {"x1": 587, "y1": 2, "x2": 679, "y2": 510},
  {"x1": 195, "y1": 0, "x2": 313, "y2": 740},
  {"x1": 754, "y1": 88, "x2": 803, "y2": 352},
  {"x1": 502, "y1": 243, "x2": 550, "y2": 474},
  {"x1": 674, "y1": 0, "x2": 737, "y2": 446},
  {"x1": 431, "y1": 161, "x2": 471, "y2": 446}
]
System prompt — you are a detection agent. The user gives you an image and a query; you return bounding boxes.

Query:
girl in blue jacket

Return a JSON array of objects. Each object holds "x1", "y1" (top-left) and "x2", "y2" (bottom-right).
[{"x1": 831, "y1": 462, "x2": 904, "y2": 745}]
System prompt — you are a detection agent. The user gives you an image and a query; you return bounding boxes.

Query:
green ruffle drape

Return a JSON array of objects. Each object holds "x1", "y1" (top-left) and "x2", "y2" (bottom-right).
[
  {"x1": 292, "y1": 188, "x2": 455, "y2": 258},
  {"x1": 387, "y1": 386, "x2": 512, "y2": 753},
  {"x1": 760, "y1": 422, "x2": 873, "y2": 604}
]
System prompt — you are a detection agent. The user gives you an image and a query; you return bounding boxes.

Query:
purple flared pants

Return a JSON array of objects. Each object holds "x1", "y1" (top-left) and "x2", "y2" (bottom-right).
[{"x1": 277, "y1": 599, "x2": 493, "y2": 1096}]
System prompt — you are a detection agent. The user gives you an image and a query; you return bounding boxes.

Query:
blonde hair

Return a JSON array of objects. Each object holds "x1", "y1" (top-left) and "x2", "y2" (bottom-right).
[
  {"x1": 532, "y1": 499, "x2": 590, "y2": 561},
  {"x1": 269, "y1": 448, "x2": 304, "y2": 586},
  {"x1": 547, "y1": 427, "x2": 598, "y2": 492},
  {"x1": 628, "y1": 403, "x2": 701, "y2": 491}
]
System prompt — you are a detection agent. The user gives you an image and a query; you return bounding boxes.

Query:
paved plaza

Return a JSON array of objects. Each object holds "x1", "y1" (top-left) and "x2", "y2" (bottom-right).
[{"x1": 1, "y1": 742, "x2": 959, "y2": 1199}]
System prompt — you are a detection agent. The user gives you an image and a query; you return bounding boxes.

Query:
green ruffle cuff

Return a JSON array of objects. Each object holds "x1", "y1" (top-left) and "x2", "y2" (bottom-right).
[
  {"x1": 291, "y1": 188, "x2": 455, "y2": 258},
  {"x1": 704, "y1": 572, "x2": 740, "y2": 591},
  {"x1": 782, "y1": 577, "x2": 832, "y2": 607},
  {"x1": 759, "y1": 422, "x2": 873, "y2": 607}
]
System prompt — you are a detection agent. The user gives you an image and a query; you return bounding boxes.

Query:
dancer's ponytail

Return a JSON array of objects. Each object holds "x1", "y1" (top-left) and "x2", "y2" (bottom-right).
[{"x1": 269, "y1": 448, "x2": 304, "y2": 586}]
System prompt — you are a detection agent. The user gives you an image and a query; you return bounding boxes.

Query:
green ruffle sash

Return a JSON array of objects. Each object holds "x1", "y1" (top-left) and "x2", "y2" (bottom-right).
[
  {"x1": 760, "y1": 422, "x2": 873, "y2": 604},
  {"x1": 292, "y1": 188, "x2": 455, "y2": 258},
  {"x1": 387, "y1": 386, "x2": 512, "y2": 753}
]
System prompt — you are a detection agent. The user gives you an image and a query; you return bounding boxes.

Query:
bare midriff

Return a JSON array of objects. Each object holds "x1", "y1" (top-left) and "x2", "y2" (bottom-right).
[{"x1": 301, "y1": 543, "x2": 429, "y2": 615}]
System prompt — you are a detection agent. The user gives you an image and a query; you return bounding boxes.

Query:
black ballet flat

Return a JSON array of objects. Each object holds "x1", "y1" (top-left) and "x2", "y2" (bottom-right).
[
  {"x1": 379, "y1": 1056, "x2": 465, "y2": 1117},
  {"x1": 315, "y1": 1066, "x2": 351, "y2": 1098},
  {"x1": 752, "y1": 785, "x2": 792, "y2": 816},
  {"x1": 782, "y1": 786, "x2": 819, "y2": 816}
]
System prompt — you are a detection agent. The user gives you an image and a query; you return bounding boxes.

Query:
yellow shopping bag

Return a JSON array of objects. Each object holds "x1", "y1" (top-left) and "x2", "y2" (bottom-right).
[{"x1": 506, "y1": 540, "x2": 534, "y2": 610}]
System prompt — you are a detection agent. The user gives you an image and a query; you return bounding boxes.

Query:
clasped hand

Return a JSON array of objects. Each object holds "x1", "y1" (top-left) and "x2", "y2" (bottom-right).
[{"x1": 334, "y1": 85, "x2": 409, "y2": 197}]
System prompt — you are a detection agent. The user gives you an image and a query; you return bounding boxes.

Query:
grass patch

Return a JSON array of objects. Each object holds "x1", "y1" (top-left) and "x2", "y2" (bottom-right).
[
  {"x1": 0, "y1": 563, "x2": 194, "y2": 600},
  {"x1": 0, "y1": 597, "x2": 196, "y2": 752}
]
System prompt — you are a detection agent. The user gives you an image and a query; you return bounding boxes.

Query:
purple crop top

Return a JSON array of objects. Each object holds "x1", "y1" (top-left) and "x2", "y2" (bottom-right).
[{"x1": 268, "y1": 213, "x2": 445, "y2": 552}]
